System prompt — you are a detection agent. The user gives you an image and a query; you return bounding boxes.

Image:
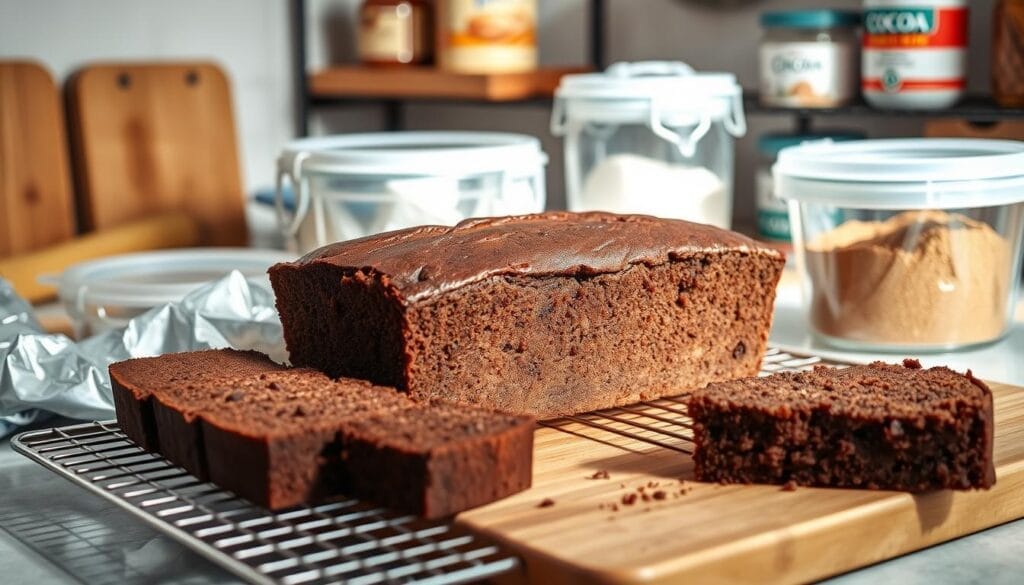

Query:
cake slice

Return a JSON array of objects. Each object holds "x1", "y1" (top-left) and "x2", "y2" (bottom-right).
[
  {"x1": 270, "y1": 212, "x2": 786, "y2": 419},
  {"x1": 110, "y1": 349, "x2": 286, "y2": 451},
  {"x1": 687, "y1": 359, "x2": 995, "y2": 491},
  {"x1": 150, "y1": 367, "x2": 329, "y2": 479},
  {"x1": 199, "y1": 371, "x2": 415, "y2": 509},
  {"x1": 335, "y1": 402, "x2": 534, "y2": 518}
]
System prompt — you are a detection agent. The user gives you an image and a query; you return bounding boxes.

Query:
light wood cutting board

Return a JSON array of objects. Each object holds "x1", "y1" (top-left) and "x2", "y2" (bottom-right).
[
  {"x1": 67, "y1": 62, "x2": 246, "y2": 246},
  {"x1": 0, "y1": 61, "x2": 76, "y2": 257},
  {"x1": 460, "y1": 381, "x2": 1024, "y2": 584}
]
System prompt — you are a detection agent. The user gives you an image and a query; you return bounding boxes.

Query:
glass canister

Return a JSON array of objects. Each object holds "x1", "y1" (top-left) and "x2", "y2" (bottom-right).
[
  {"x1": 759, "y1": 10, "x2": 861, "y2": 108},
  {"x1": 776, "y1": 138, "x2": 1024, "y2": 352},
  {"x1": 551, "y1": 61, "x2": 746, "y2": 229},
  {"x1": 275, "y1": 132, "x2": 547, "y2": 254}
]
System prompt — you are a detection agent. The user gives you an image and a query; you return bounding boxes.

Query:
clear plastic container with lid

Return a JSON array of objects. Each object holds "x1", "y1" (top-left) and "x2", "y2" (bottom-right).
[
  {"x1": 551, "y1": 61, "x2": 746, "y2": 229},
  {"x1": 44, "y1": 248, "x2": 292, "y2": 337},
  {"x1": 756, "y1": 131, "x2": 865, "y2": 245},
  {"x1": 775, "y1": 139, "x2": 1024, "y2": 352},
  {"x1": 276, "y1": 132, "x2": 547, "y2": 253}
]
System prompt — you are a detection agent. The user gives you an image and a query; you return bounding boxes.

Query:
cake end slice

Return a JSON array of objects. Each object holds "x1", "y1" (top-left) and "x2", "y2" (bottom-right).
[{"x1": 687, "y1": 359, "x2": 995, "y2": 492}]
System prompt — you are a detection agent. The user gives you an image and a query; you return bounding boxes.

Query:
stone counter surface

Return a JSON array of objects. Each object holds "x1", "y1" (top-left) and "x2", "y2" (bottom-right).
[{"x1": 1, "y1": 437, "x2": 1021, "y2": 584}]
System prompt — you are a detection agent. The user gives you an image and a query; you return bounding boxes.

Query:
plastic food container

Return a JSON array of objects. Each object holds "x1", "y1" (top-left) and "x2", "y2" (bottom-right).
[
  {"x1": 551, "y1": 61, "x2": 745, "y2": 229},
  {"x1": 775, "y1": 138, "x2": 1024, "y2": 352},
  {"x1": 276, "y1": 132, "x2": 547, "y2": 253},
  {"x1": 756, "y1": 131, "x2": 865, "y2": 245},
  {"x1": 47, "y1": 248, "x2": 292, "y2": 338}
]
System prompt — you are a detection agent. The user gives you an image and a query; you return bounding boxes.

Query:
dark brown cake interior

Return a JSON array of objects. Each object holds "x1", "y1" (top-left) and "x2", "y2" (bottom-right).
[
  {"x1": 336, "y1": 403, "x2": 534, "y2": 517},
  {"x1": 688, "y1": 360, "x2": 995, "y2": 491}
]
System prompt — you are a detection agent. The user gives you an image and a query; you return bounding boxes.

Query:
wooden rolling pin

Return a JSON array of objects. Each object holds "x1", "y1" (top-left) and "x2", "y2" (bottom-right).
[{"x1": 0, "y1": 212, "x2": 201, "y2": 303}]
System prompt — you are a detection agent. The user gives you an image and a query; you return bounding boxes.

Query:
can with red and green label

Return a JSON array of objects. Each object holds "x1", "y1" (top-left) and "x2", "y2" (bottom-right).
[{"x1": 862, "y1": 0, "x2": 969, "y2": 109}]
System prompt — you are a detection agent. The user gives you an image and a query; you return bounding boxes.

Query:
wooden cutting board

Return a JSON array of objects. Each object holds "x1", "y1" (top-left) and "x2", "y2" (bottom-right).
[
  {"x1": 460, "y1": 381, "x2": 1024, "y2": 584},
  {"x1": 0, "y1": 61, "x2": 76, "y2": 257},
  {"x1": 67, "y1": 62, "x2": 246, "y2": 246}
]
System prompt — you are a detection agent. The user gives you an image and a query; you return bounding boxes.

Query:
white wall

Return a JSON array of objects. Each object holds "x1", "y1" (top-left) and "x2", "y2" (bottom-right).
[
  {"x1": 1, "y1": 0, "x2": 997, "y2": 226},
  {"x1": 0, "y1": 0, "x2": 293, "y2": 197}
]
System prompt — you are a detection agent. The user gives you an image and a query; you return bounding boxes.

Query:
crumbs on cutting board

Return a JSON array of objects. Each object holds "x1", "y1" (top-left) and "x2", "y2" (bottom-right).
[
  {"x1": 599, "y1": 478, "x2": 693, "y2": 517},
  {"x1": 537, "y1": 498, "x2": 555, "y2": 508}
]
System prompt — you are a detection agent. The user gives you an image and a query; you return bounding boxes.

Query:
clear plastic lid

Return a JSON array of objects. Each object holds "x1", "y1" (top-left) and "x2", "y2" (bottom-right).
[
  {"x1": 552, "y1": 61, "x2": 746, "y2": 157},
  {"x1": 48, "y1": 248, "x2": 293, "y2": 311},
  {"x1": 278, "y1": 132, "x2": 547, "y2": 177},
  {"x1": 774, "y1": 138, "x2": 1024, "y2": 209}
]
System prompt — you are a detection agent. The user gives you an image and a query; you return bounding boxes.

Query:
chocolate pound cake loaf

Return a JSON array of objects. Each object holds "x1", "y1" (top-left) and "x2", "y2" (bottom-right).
[
  {"x1": 688, "y1": 360, "x2": 995, "y2": 491},
  {"x1": 270, "y1": 212, "x2": 785, "y2": 418}
]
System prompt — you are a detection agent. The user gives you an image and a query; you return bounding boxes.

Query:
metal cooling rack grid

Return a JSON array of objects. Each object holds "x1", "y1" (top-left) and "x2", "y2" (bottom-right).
[
  {"x1": 12, "y1": 421, "x2": 519, "y2": 585},
  {"x1": 541, "y1": 347, "x2": 847, "y2": 454}
]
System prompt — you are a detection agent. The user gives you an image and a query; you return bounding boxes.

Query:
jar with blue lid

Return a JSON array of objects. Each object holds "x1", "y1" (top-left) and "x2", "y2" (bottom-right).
[
  {"x1": 760, "y1": 10, "x2": 862, "y2": 108},
  {"x1": 756, "y1": 132, "x2": 865, "y2": 244}
]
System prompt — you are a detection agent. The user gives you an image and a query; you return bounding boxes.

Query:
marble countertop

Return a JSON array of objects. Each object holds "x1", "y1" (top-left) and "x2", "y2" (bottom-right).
[{"x1": 2, "y1": 277, "x2": 1022, "y2": 584}]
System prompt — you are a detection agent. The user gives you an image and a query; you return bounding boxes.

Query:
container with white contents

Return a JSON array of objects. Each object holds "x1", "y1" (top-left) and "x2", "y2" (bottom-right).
[
  {"x1": 776, "y1": 139, "x2": 1024, "y2": 352},
  {"x1": 862, "y1": 0, "x2": 969, "y2": 109},
  {"x1": 759, "y1": 10, "x2": 861, "y2": 108},
  {"x1": 551, "y1": 61, "x2": 746, "y2": 229},
  {"x1": 276, "y1": 132, "x2": 547, "y2": 253}
]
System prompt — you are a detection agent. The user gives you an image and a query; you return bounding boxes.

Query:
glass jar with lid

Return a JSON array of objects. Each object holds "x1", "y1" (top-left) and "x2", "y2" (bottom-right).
[
  {"x1": 759, "y1": 10, "x2": 861, "y2": 108},
  {"x1": 551, "y1": 61, "x2": 746, "y2": 229}
]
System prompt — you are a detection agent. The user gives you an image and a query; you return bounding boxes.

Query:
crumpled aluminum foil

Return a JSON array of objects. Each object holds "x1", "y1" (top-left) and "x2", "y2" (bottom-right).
[{"x1": 0, "y1": 272, "x2": 285, "y2": 438}]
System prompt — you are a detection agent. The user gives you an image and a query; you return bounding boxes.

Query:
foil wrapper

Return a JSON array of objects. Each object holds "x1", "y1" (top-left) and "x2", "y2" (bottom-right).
[{"x1": 0, "y1": 272, "x2": 285, "y2": 438}]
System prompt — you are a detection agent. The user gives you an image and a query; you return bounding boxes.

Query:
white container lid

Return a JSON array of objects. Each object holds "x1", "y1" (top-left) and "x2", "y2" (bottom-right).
[
  {"x1": 278, "y1": 131, "x2": 547, "y2": 177},
  {"x1": 553, "y1": 61, "x2": 744, "y2": 128},
  {"x1": 49, "y1": 248, "x2": 293, "y2": 311},
  {"x1": 774, "y1": 138, "x2": 1024, "y2": 209}
]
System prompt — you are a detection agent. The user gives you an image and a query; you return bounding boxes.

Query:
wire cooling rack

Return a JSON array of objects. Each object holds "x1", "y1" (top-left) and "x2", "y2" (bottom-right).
[
  {"x1": 540, "y1": 347, "x2": 845, "y2": 454},
  {"x1": 11, "y1": 422, "x2": 519, "y2": 585},
  {"x1": 12, "y1": 347, "x2": 844, "y2": 584}
]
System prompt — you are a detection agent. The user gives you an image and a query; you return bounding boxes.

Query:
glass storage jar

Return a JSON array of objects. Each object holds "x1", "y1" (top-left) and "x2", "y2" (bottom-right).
[
  {"x1": 276, "y1": 132, "x2": 547, "y2": 254},
  {"x1": 551, "y1": 61, "x2": 745, "y2": 229},
  {"x1": 776, "y1": 138, "x2": 1024, "y2": 352},
  {"x1": 759, "y1": 10, "x2": 861, "y2": 108}
]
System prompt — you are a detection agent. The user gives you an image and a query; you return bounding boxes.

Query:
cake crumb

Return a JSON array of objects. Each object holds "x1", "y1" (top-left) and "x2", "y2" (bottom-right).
[
  {"x1": 588, "y1": 470, "x2": 610, "y2": 480},
  {"x1": 622, "y1": 493, "x2": 637, "y2": 506},
  {"x1": 782, "y1": 480, "x2": 798, "y2": 492},
  {"x1": 538, "y1": 498, "x2": 556, "y2": 508},
  {"x1": 653, "y1": 490, "x2": 667, "y2": 500}
]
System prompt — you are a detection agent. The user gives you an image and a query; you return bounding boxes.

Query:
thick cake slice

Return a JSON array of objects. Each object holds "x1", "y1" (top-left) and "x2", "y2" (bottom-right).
[
  {"x1": 336, "y1": 402, "x2": 534, "y2": 518},
  {"x1": 199, "y1": 372, "x2": 415, "y2": 509},
  {"x1": 270, "y1": 212, "x2": 785, "y2": 418},
  {"x1": 150, "y1": 367, "x2": 328, "y2": 479},
  {"x1": 110, "y1": 349, "x2": 286, "y2": 451},
  {"x1": 687, "y1": 360, "x2": 996, "y2": 491}
]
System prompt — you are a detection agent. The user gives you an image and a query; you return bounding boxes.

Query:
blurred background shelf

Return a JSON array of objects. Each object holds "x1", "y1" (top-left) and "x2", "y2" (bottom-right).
[
  {"x1": 292, "y1": 0, "x2": 606, "y2": 134},
  {"x1": 309, "y1": 65, "x2": 590, "y2": 102},
  {"x1": 745, "y1": 92, "x2": 1024, "y2": 133}
]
